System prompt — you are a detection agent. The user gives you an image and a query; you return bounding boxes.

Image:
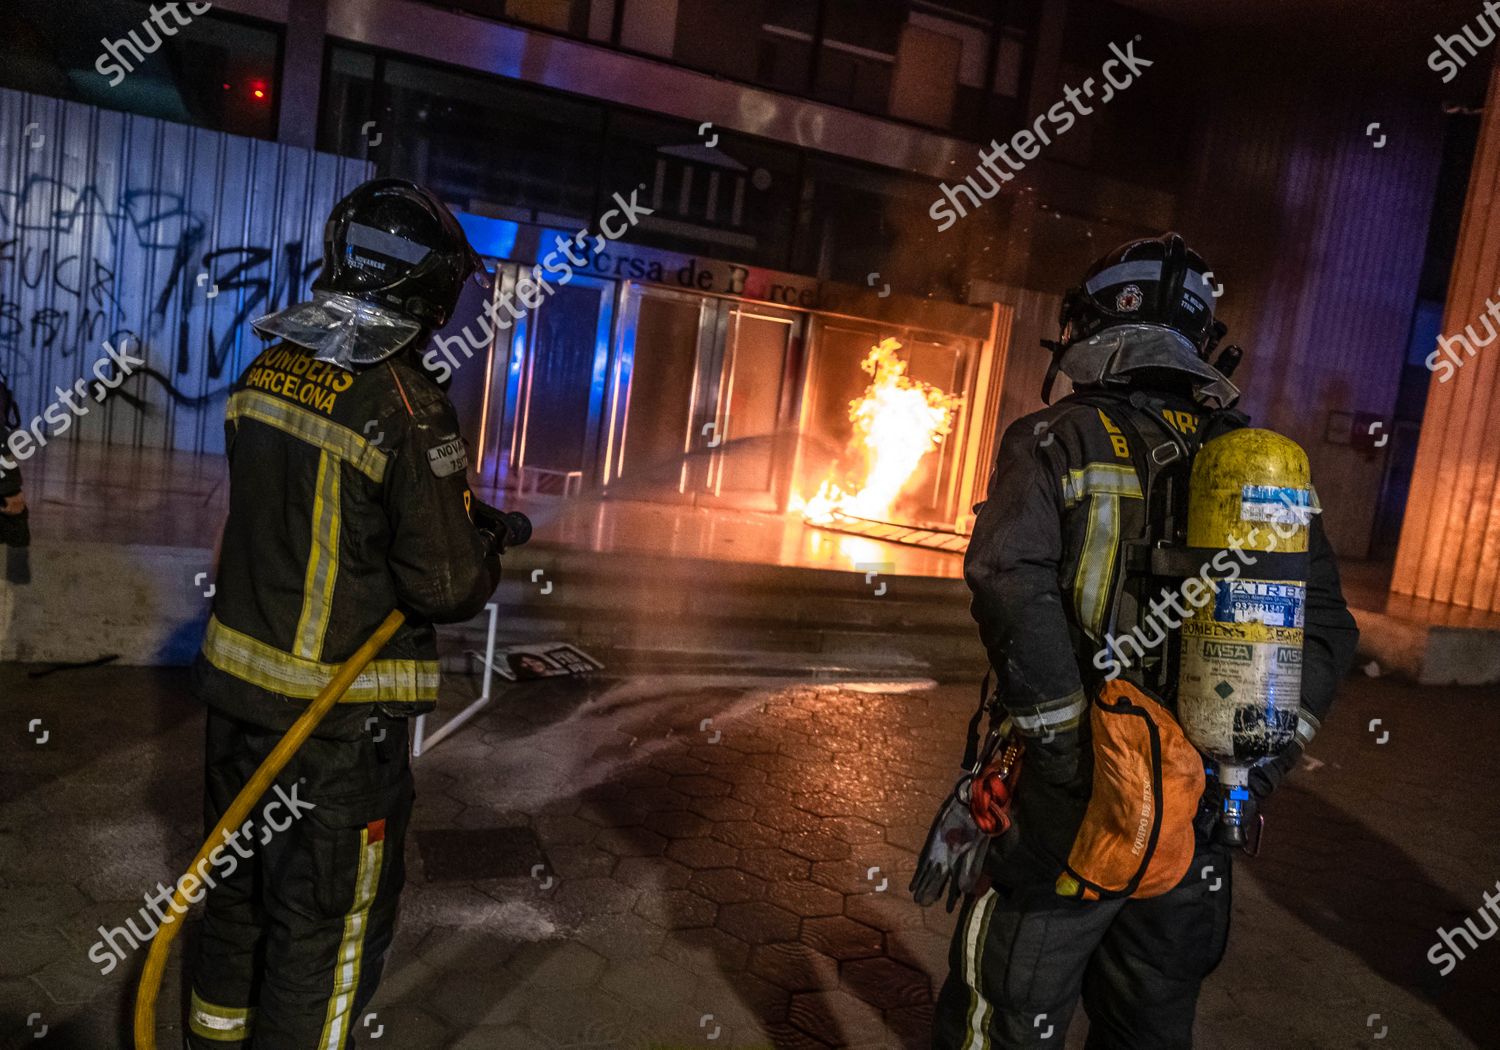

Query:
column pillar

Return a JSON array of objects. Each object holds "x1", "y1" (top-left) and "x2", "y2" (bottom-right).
[
  {"x1": 1391, "y1": 56, "x2": 1500, "y2": 612},
  {"x1": 276, "y1": 0, "x2": 329, "y2": 150}
]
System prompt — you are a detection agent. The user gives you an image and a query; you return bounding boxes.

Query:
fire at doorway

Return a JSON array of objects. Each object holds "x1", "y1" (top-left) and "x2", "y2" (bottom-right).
[{"x1": 793, "y1": 325, "x2": 984, "y2": 539}]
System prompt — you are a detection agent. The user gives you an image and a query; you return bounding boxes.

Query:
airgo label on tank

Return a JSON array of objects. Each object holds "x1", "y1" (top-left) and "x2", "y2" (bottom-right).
[
  {"x1": 1211, "y1": 580, "x2": 1305, "y2": 629},
  {"x1": 1240, "y1": 485, "x2": 1313, "y2": 524}
]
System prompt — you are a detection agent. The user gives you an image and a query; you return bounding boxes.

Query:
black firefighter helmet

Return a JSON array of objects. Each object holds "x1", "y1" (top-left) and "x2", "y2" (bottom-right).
[
  {"x1": 315, "y1": 178, "x2": 482, "y2": 331},
  {"x1": 1042, "y1": 232, "x2": 1240, "y2": 407},
  {"x1": 253, "y1": 178, "x2": 484, "y2": 370}
]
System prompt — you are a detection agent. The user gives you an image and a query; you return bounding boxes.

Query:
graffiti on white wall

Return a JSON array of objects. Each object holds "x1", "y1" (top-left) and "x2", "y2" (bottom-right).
[{"x1": 0, "y1": 87, "x2": 370, "y2": 455}]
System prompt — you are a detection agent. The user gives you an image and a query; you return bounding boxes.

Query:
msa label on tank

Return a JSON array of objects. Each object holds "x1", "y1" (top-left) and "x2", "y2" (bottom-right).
[
  {"x1": 1212, "y1": 580, "x2": 1305, "y2": 629},
  {"x1": 1240, "y1": 485, "x2": 1314, "y2": 525},
  {"x1": 1179, "y1": 625, "x2": 1304, "y2": 759},
  {"x1": 1201, "y1": 641, "x2": 1253, "y2": 663},
  {"x1": 426, "y1": 437, "x2": 468, "y2": 478}
]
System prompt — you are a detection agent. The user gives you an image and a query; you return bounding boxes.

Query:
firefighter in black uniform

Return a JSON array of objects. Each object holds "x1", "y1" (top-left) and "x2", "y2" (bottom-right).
[
  {"x1": 931, "y1": 234, "x2": 1359, "y2": 1048},
  {"x1": 186, "y1": 179, "x2": 504, "y2": 1049},
  {"x1": 0, "y1": 367, "x2": 28, "y2": 550}
]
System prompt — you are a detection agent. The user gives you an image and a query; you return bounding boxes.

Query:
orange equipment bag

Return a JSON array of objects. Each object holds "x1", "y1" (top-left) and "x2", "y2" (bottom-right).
[{"x1": 1055, "y1": 679, "x2": 1205, "y2": 901}]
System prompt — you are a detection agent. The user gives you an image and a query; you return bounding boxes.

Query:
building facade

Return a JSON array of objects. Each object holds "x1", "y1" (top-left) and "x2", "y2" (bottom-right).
[{"x1": 1, "y1": 0, "x2": 1477, "y2": 556}]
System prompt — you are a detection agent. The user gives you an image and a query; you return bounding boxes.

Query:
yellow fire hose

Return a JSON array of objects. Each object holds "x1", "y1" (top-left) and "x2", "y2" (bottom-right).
[{"x1": 133, "y1": 609, "x2": 407, "y2": 1050}]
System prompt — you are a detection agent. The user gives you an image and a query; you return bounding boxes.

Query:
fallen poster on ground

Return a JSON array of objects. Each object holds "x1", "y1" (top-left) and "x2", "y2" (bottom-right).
[{"x1": 489, "y1": 642, "x2": 605, "y2": 681}]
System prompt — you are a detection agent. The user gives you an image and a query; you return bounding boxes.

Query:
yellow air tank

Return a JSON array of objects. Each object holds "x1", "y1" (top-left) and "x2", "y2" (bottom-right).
[{"x1": 1176, "y1": 428, "x2": 1311, "y2": 846}]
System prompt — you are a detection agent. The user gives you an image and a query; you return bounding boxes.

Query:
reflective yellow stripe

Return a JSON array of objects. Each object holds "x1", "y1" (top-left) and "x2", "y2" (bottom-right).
[
  {"x1": 1061, "y1": 463, "x2": 1142, "y2": 507},
  {"x1": 1010, "y1": 688, "x2": 1088, "y2": 737},
  {"x1": 962, "y1": 887, "x2": 997, "y2": 1050},
  {"x1": 188, "y1": 990, "x2": 253, "y2": 1042},
  {"x1": 1074, "y1": 492, "x2": 1122, "y2": 637},
  {"x1": 319, "y1": 827, "x2": 385, "y2": 1050},
  {"x1": 227, "y1": 390, "x2": 387, "y2": 483},
  {"x1": 294, "y1": 451, "x2": 342, "y2": 660},
  {"x1": 1061, "y1": 462, "x2": 1141, "y2": 639},
  {"x1": 202, "y1": 616, "x2": 439, "y2": 702}
]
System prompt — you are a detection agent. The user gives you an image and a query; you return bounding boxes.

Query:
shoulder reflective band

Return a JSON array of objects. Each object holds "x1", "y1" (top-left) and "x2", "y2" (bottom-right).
[
  {"x1": 227, "y1": 391, "x2": 388, "y2": 483},
  {"x1": 203, "y1": 616, "x2": 438, "y2": 702},
  {"x1": 1061, "y1": 463, "x2": 1142, "y2": 508}
]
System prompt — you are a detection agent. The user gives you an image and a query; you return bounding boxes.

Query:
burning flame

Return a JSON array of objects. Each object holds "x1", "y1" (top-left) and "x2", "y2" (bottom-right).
[{"x1": 802, "y1": 338, "x2": 960, "y2": 525}]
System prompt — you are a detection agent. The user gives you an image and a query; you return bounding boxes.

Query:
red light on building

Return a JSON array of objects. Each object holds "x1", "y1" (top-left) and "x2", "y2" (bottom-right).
[{"x1": 250, "y1": 80, "x2": 269, "y2": 102}]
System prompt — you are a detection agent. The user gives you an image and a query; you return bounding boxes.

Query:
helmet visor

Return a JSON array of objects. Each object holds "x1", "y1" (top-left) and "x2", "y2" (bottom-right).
[
  {"x1": 1059, "y1": 323, "x2": 1240, "y2": 407},
  {"x1": 251, "y1": 291, "x2": 423, "y2": 370}
]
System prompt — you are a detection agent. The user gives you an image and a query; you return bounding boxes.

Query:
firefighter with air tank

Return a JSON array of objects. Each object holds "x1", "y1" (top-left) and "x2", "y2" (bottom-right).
[{"x1": 914, "y1": 233, "x2": 1359, "y2": 1049}]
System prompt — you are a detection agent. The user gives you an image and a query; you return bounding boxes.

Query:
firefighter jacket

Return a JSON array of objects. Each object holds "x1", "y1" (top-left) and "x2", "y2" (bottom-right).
[
  {"x1": 0, "y1": 372, "x2": 27, "y2": 548},
  {"x1": 964, "y1": 387, "x2": 1359, "y2": 773},
  {"x1": 0, "y1": 370, "x2": 20, "y2": 500},
  {"x1": 193, "y1": 342, "x2": 502, "y2": 737}
]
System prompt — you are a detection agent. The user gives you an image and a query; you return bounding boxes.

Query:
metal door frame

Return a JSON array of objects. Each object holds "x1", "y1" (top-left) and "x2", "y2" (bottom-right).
[
  {"x1": 604, "y1": 282, "x2": 719, "y2": 496},
  {"x1": 693, "y1": 299, "x2": 805, "y2": 510},
  {"x1": 467, "y1": 263, "x2": 520, "y2": 494},
  {"x1": 503, "y1": 270, "x2": 617, "y2": 491}
]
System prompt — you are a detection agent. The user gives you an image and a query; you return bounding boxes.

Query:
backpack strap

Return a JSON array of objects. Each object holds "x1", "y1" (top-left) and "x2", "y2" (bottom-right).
[
  {"x1": 1063, "y1": 392, "x2": 1184, "y2": 629},
  {"x1": 962, "y1": 671, "x2": 1002, "y2": 772},
  {"x1": 1064, "y1": 392, "x2": 1198, "y2": 694}
]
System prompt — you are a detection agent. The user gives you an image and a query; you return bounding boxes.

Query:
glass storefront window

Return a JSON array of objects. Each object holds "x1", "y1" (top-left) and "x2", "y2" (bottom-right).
[
  {"x1": 320, "y1": 48, "x2": 604, "y2": 224},
  {"x1": 317, "y1": 49, "x2": 980, "y2": 296},
  {"x1": 321, "y1": 48, "x2": 807, "y2": 269},
  {"x1": 1, "y1": 0, "x2": 281, "y2": 139}
]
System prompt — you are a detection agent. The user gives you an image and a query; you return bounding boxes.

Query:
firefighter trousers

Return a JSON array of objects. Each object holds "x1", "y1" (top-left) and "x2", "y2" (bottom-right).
[
  {"x1": 186, "y1": 708, "x2": 413, "y2": 1049},
  {"x1": 933, "y1": 838, "x2": 1232, "y2": 1050}
]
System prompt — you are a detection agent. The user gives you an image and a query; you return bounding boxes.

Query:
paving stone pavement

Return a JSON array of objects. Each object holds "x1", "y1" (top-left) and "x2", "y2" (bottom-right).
[{"x1": 2, "y1": 663, "x2": 1498, "y2": 1049}]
